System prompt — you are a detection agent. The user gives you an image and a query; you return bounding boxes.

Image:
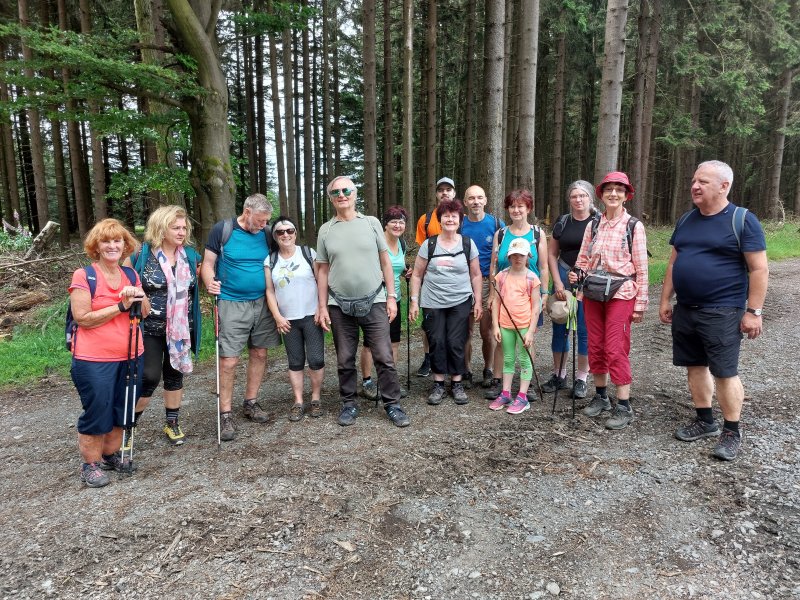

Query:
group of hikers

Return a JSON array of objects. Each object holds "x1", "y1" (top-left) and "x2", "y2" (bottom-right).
[{"x1": 67, "y1": 160, "x2": 768, "y2": 488}]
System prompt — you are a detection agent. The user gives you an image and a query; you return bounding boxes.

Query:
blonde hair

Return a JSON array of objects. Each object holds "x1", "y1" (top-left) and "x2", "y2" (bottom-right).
[
  {"x1": 144, "y1": 205, "x2": 193, "y2": 249},
  {"x1": 84, "y1": 218, "x2": 139, "y2": 261}
]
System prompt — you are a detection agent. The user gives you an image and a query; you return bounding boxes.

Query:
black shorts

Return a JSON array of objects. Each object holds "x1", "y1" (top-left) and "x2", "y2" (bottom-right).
[{"x1": 672, "y1": 305, "x2": 744, "y2": 378}]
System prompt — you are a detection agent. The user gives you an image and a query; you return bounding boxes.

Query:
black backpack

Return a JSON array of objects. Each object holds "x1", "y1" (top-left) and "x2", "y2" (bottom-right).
[
  {"x1": 424, "y1": 234, "x2": 473, "y2": 271},
  {"x1": 497, "y1": 224, "x2": 541, "y2": 249},
  {"x1": 216, "y1": 217, "x2": 277, "y2": 277},
  {"x1": 268, "y1": 245, "x2": 315, "y2": 271},
  {"x1": 589, "y1": 215, "x2": 651, "y2": 257},
  {"x1": 65, "y1": 265, "x2": 137, "y2": 351}
]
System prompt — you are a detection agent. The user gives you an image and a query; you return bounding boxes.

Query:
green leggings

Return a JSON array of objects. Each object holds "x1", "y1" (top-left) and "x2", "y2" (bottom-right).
[{"x1": 501, "y1": 327, "x2": 532, "y2": 382}]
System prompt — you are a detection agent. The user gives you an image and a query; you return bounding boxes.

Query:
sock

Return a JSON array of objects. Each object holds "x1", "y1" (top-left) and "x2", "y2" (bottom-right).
[
  {"x1": 102, "y1": 453, "x2": 116, "y2": 461},
  {"x1": 501, "y1": 390, "x2": 511, "y2": 397},
  {"x1": 220, "y1": 410, "x2": 232, "y2": 416},
  {"x1": 696, "y1": 407, "x2": 714, "y2": 424},
  {"x1": 166, "y1": 407, "x2": 180, "y2": 423},
  {"x1": 617, "y1": 399, "x2": 630, "y2": 409},
  {"x1": 723, "y1": 420, "x2": 740, "y2": 435},
  {"x1": 576, "y1": 370, "x2": 589, "y2": 381},
  {"x1": 517, "y1": 393, "x2": 527, "y2": 401},
  {"x1": 596, "y1": 386, "x2": 608, "y2": 398},
  {"x1": 557, "y1": 368, "x2": 567, "y2": 379},
  {"x1": 243, "y1": 398, "x2": 257, "y2": 406}
]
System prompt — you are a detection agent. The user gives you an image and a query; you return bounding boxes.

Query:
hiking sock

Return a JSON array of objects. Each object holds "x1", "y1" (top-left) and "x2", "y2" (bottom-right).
[
  {"x1": 502, "y1": 389, "x2": 511, "y2": 397},
  {"x1": 617, "y1": 399, "x2": 631, "y2": 409},
  {"x1": 166, "y1": 408, "x2": 180, "y2": 423},
  {"x1": 363, "y1": 377, "x2": 372, "y2": 383},
  {"x1": 577, "y1": 369, "x2": 589, "y2": 381},
  {"x1": 696, "y1": 407, "x2": 714, "y2": 424},
  {"x1": 557, "y1": 368, "x2": 567, "y2": 378},
  {"x1": 722, "y1": 420, "x2": 740, "y2": 435},
  {"x1": 596, "y1": 386, "x2": 608, "y2": 398}
]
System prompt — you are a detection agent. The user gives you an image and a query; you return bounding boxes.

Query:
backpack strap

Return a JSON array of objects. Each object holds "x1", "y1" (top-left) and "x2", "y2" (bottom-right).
[
  {"x1": 552, "y1": 214, "x2": 570, "y2": 239},
  {"x1": 269, "y1": 245, "x2": 315, "y2": 272},
  {"x1": 424, "y1": 235, "x2": 471, "y2": 272},
  {"x1": 424, "y1": 210, "x2": 433, "y2": 238},
  {"x1": 399, "y1": 237, "x2": 407, "y2": 253},
  {"x1": 497, "y1": 226, "x2": 506, "y2": 248},
  {"x1": 732, "y1": 206, "x2": 747, "y2": 253},
  {"x1": 120, "y1": 265, "x2": 137, "y2": 287},
  {"x1": 462, "y1": 235, "x2": 472, "y2": 262},
  {"x1": 84, "y1": 265, "x2": 98, "y2": 297}
]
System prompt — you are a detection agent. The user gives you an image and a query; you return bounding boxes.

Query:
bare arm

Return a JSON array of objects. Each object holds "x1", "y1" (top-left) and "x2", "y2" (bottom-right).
[
  {"x1": 537, "y1": 232, "x2": 549, "y2": 300},
  {"x1": 408, "y1": 255, "x2": 427, "y2": 322},
  {"x1": 659, "y1": 248, "x2": 677, "y2": 324},
  {"x1": 741, "y1": 250, "x2": 768, "y2": 339},
  {"x1": 316, "y1": 261, "x2": 331, "y2": 331},
  {"x1": 469, "y1": 257, "x2": 483, "y2": 321},
  {"x1": 264, "y1": 266, "x2": 290, "y2": 334},
  {"x1": 200, "y1": 249, "x2": 221, "y2": 295},
  {"x1": 379, "y1": 249, "x2": 398, "y2": 322}
]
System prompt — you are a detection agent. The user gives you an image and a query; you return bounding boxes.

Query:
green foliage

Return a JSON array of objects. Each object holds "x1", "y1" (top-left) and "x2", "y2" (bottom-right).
[
  {"x1": 107, "y1": 165, "x2": 195, "y2": 202},
  {"x1": 764, "y1": 220, "x2": 800, "y2": 260},
  {"x1": 0, "y1": 303, "x2": 69, "y2": 388},
  {"x1": 0, "y1": 230, "x2": 33, "y2": 252},
  {"x1": 233, "y1": 3, "x2": 319, "y2": 35}
]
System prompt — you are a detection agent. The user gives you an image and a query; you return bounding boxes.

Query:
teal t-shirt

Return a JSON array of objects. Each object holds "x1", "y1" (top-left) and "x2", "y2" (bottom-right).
[
  {"x1": 206, "y1": 220, "x2": 270, "y2": 301},
  {"x1": 497, "y1": 225, "x2": 541, "y2": 277},
  {"x1": 388, "y1": 243, "x2": 405, "y2": 299}
]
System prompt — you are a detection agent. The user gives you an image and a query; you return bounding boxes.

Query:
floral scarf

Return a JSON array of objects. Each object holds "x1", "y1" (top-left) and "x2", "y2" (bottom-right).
[{"x1": 158, "y1": 247, "x2": 193, "y2": 373}]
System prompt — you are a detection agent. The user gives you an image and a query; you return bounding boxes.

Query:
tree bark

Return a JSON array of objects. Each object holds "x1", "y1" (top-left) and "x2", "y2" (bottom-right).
[
  {"x1": 281, "y1": 28, "x2": 299, "y2": 224},
  {"x1": 382, "y1": 0, "x2": 396, "y2": 209},
  {"x1": 0, "y1": 44, "x2": 22, "y2": 224},
  {"x1": 516, "y1": 0, "x2": 539, "y2": 195},
  {"x1": 594, "y1": 0, "x2": 629, "y2": 183},
  {"x1": 302, "y1": 0, "x2": 315, "y2": 241},
  {"x1": 254, "y1": 0, "x2": 268, "y2": 196},
  {"x1": 460, "y1": 0, "x2": 476, "y2": 193},
  {"x1": 767, "y1": 67, "x2": 794, "y2": 221},
  {"x1": 243, "y1": 27, "x2": 258, "y2": 193},
  {"x1": 548, "y1": 18, "x2": 566, "y2": 223},
  {"x1": 425, "y1": 0, "x2": 437, "y2": 205},
  {"x1": 321, "y1": 0, "x2": 332, "y2": 221},
  {"x1": 363, "y1": 0, "x2": 378, "y2": 215},
  {"x1": 482, "y1": 0, "x2": 505, "y2": 214},
  {"x1": 267, "y1": 5, "x2": 288, "y2": 214},
  {"x1": 401, "y1": 0, "x2": 414, "y2": 224}
]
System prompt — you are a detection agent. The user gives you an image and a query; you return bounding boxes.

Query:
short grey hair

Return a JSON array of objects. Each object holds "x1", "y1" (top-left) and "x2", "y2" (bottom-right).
[
  {"x1": 327, "y1": 175, "x2": 357, "y2": 194},
  {"x1": 565, "y1": 180, "x2": 597, "y2": 213},
  {"x1": 244, "y1": 193, "x2": 273, "y2": 214},
  {"x1": 698, "y1": 160, "x2": 734, "y2": 189}
]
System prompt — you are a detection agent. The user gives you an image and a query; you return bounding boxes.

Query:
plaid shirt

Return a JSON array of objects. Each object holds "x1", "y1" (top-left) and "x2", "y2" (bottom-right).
[{"x1": 575, "y1": 208, "x2": 649, "y2": 312}]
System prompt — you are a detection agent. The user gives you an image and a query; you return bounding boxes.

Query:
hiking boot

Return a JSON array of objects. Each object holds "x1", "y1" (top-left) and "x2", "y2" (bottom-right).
[
  {"x1": 361, "y1": 379, "x2": 379, "y2": 400},
  {"x1": 452, "y1": 382, "x2": 469, "y2": 405},
  {"x1": 582, "y1": 393, "x2": 612, "y2": 417},
  {"x1": 80, "y1": 462, "x2": 110, "y2": 488},
  {"x1": 337, "y1": 405, "x2": 359, "y2": 426},
  {"x1": 526, "y1": 388, "x2": 539, "y2": 403},
  {"x1": 417, "y1": 354, "x2": 432, "y2": 377},
  {"x1": 220, "y1": 413, "x2": 236, "y2": 441},
  {"x1": 120, "y1": 427, "x2": 133, "y2": 453},
  {"x1": 163, "y1": 420, "x2": 186, "y2": 445},
  {"x1": 309, "y1": 400, "x2": 323, "y2": 418},
  {"x1": 605, "y1": 403, "x2": 634, "y2": 430},
  {"x1": 541, "y1": 374, "x2": 568, "y2": 393},
  {"x1": 462, "y1": 371, "x2": 473, "y2": 389},
  {"x1": 385, "y1": 404, "x2": 411, "y2": 427},
  {"x1": 506, "y1": 395, "x2": 530, "y2": 415},
  {"x1": 242, "y1": 400, "x2": 270, "y2": 423},
  {"x1": 675, "y1": 418, "x2": 720, "y2": 442},
  {"x1": 99, "y1": 452, "x2": 137, "y2": 473},
  {"x1": 484, "y1": 378, "x2": 502, "y2": 400},
  {"x1": 712, "y1": 429, "x2": 742, "y2": 461},
  {"x1": 572, "y1": 379, "x2": 588, "y2": 399},
  {"x1": 427, "y1": 382, "x2": 447, "y2": 405},
  {"x1": 489, "y1": 392, "x2": 512, "y2": 411},
  {"x1": 481, "y1": 368, "x2": 494, "y2": 388},
  {"x1": 289, "y1": 404, "x2": 304, "y2": 422}
]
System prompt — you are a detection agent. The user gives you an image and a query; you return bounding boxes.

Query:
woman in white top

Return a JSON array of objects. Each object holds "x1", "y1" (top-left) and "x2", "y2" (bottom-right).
[{"x1": 265, "y1": 216, "x2": 325, "y2": 422}]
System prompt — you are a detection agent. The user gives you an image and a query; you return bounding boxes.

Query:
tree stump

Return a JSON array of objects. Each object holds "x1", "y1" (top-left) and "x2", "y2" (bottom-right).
[{"x1": 23, "y1": 221, "x2": 60, "y2": 261}]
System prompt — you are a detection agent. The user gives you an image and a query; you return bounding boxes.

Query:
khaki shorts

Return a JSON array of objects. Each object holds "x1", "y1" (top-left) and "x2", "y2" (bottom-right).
[{"x1": 218, "y1": 298, "x2": 280, "y2": 357}]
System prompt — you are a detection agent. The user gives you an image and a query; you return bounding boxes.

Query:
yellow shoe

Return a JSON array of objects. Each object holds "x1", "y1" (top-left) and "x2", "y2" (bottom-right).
[
  {"x1": 121, "y1": 427, "x2": 133, "y2": 452},
  {"x1": 163, "y1": 421, "x2": 185, "y2": 445}
]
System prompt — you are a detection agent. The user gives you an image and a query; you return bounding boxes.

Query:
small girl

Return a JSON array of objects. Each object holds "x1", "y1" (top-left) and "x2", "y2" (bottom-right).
[{"x1": 490, "y1": 238, "x2": 541, "y2": 414}]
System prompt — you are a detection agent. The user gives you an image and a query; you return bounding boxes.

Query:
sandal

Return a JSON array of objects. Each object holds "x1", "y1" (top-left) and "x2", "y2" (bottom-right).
[
  {"x1": 308, "y1": 400, "x2": 323, "y2": 418},
  {"x1": 289, "y1": 404, "x2": 304, "y2": 422}
]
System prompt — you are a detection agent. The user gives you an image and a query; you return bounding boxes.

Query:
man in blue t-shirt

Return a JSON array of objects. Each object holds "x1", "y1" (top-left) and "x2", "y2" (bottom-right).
[
  {"x1": 460, "y1": 184, "x2": 504, "y2": 390},
  {"x1": 200, "y1": 193, "x2": 281, "y2": 441},
  {"x1": 659, "y1": 160, "x2": 768, "y2": 462}
]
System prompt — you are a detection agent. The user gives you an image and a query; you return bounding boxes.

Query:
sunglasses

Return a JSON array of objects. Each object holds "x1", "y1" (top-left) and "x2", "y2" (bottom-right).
[
  {"x1": 275, "y1": 228, "x2": 296, "y2": 236},
  {"x1": 329, "y1": 187, "x2": 353, "y2": 197}
]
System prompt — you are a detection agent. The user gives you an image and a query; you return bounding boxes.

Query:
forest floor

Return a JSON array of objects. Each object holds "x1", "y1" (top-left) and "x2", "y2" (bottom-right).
[{"x1": 0, "y1": 259, "x2": 798, "y2": 600}]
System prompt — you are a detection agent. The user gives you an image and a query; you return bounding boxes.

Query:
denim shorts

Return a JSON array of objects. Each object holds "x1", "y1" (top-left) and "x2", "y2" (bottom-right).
[{"x1": 672, "y1": 305, "x2": 744, "y2": 378}]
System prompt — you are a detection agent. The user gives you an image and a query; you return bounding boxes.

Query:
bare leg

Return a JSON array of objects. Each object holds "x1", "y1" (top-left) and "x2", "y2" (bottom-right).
[
  {"x1": 687, "y1": 365, "x2": 714, "y2": 408},
  {"x1": 288, "y1": 370, "x2": 304, "y2": 405},
  {"x1": 616, "y1": 383, "x2": 631, "y2": 401},
  {"x1": 134, "y1": 397, "x2": 151, "y2": 412},
  {"x1": 78, "y1": 433, "x2": 104, "y2": 463},
  {"x1": 502, "y1": 372, "x2": 514, "y2": 392},
  {"x1": 309, "y1": 367, "x2": 324, "y2": 401},
  {"x1": 479, "y1": 309, "x2": 495, "y2": 371},
  {"x1": 102, "y1": 427, "x2": 124, "y2": 455},
  {"x1": 244, "y1": 347, "x2": 267, "y2": 400},
  {"x1": 552, "y1": 352, "x2": 565, "y2": 374},
  {"x1": 218, "y1": 356, "x2": 240, "y2": 412},
  {"x1": 715, "y1": 375, "x2": 744, "y2": 422},
  {"x1": 360, "y1": 346, "x2": 374, "y2": 379},
  {"x1": 163, "y1": 389, "x2": 182, "y2": 410},
  {"x1": 594, "y1": 373, "x2": 608, "y2": 388},
  {"x1": 577, "y1": 353, "x2": 589, "y2": 375}
]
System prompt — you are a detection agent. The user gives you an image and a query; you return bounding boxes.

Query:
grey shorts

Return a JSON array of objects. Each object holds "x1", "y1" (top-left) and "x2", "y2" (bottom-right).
[{"x1": 218, "y1": 298, "x2": 280, "y2": 357}]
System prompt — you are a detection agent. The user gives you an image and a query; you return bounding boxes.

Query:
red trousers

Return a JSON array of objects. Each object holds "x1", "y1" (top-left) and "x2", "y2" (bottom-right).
[{"x1": 583, "y1": 297, "x2": 635, "y2": 386}]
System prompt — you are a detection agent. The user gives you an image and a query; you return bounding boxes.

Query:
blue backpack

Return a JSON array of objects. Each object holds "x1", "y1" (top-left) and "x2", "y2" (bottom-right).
[{"x1": 65, "y1": 265, "x2": 137, "y2": 351}]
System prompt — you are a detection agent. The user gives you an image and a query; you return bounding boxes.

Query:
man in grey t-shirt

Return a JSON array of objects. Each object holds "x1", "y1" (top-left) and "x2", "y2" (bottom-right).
[{"x1": 316, "y1": 176, "x2": 410, "y2": 428}]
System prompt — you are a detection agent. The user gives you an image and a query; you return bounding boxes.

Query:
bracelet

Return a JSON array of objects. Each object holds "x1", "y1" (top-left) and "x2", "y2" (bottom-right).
[
  {"x1": 118, "y1": 301, "x2": 128, "y2": 312},
  {"x1": 387, "y1": 293, "x2": 397, "y2": 298},
  {"x1": 410, "y1": 295, "x2": 418, "y2": 302}
]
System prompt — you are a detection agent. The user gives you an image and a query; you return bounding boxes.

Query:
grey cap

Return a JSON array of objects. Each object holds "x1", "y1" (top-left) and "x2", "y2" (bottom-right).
[{"x1": 436, "y1": 177, "x2": 455, "y2": 189}]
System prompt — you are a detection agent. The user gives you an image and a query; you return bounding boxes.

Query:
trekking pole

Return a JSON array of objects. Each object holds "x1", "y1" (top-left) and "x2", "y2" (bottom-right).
[
  {"x1": 214, "y1": 291, "x2": 221, "y2": 447},
  {"x1": 551, "y1": 328, "x2": 570, "y2": 416},
  {"x1": 489, "y1": 279, "x2": 544, "y2": 403},
  {"x1": 550, "y1": 291, "x2": 577, "y2": 417},
  {"x1": 405, "y1": 268, "x2": 411, "y2": 392},
  {"x1": 571, "y1": 318, "x2": 577, "y2": 419},
  {"x1": 121, "y1": 300, "x2": 142, "y2": 476},
  {"x1": 128, "y1": 300, "x2": 142, "y2": 472},
  {"x1": 121, "y1": 306, "x2": 135, "y2": 470}
]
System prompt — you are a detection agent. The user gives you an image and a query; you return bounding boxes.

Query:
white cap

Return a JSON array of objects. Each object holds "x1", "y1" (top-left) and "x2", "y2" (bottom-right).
[{"x1": 506, "y1": 238, "x2": 532, "y2": 258}]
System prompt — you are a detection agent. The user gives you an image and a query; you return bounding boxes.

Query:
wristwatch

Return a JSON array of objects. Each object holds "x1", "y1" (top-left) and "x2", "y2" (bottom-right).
[
  {"x1": 746, "y1": 307, "x2": 763, "y2": 316},
  {"x1": 387, "y1": 293, "x2": 397, "y2": 299}
]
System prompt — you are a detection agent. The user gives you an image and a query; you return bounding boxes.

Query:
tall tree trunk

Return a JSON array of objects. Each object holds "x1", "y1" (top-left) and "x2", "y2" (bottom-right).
[
  {"x1": 516, "y1": 0, "x2": 539, "y2": 195},
  {"x1": 502, "y1": 0, "x2": 515, "y2": 193},
  {"x1": 243, "y1": 28, "x2": 258, "y2": 193},
  {"x1": 302, "y1": 0, "x2": 315, "y2": 241},
  {"x1": 311, "y1": 15, "x2": 324, "y2": 229},
  {"x1": 332, "y1": 19, "x2": 341, "y2": 175},
  {"x1": 425, "y1": 0, "x2": 437, "y2": 204},
  {"x1": 321, "y1": 0, "x2": 332, "y2": 220},
  {"x1": 165, "y1": 0, "x2": 235, "y2": 243},
  {"x1": 767, "y1": 67, "x2": 794, "y2": 221},
  {"x1": 639, "y1": 0, "x2": 661, "y2": 221},
  {"x1": 282, "y1": 28, "x2": 299, "y2": 224},
  {"x1": 254, "y1": 0, "x2": 268, "y2": 196},
  {"x1": 0, "y1": 46, "x2": 21, "y2": 223},
  {"x1": 18, "y1": 0, "x2": 50, "y2": 232},
  {"x1": 363, "y1": 0, "x2": 378, "y2": 215},
  {"x1": 401, "y1": 0, "x2": 415, "y2": 223},
  {"x1": 548, "y1": 18, "x2": 566, "y2": 223},
  {"x1": 79, "y1": 0, "x2": 108, "y2": 222},
  {"x1": 268, "y1": 15, "x2": 288, "y2": 214},
  {"x1": 17, "y1": 109, "x2": 36, "y2": 229},
  {"x1": 292, "y1": 30, "x2": 302, "y2": 223},
  {"x1": 482, "y1": 0, "x2": 505, "y2": 214},
  {"x1": 382, "y1": 0, "x2": 396, "y2": 209},
  {"x1": 461, "y1": 0, "x2": 476, "y2": 194},
  {"x1": 593, "y1": 0, "x2": 629, "y2": 183}
]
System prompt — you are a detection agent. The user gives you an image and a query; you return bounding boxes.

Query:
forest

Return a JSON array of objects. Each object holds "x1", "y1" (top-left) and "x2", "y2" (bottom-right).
[{"x1": 1, "y1": 0, "x2": 798, "y2": 246}]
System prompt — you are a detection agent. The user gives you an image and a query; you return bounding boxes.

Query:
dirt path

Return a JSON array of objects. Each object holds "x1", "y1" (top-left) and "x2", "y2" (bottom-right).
[{"x1": 1, "y1": 260, "x2": 798, "y2": 599}]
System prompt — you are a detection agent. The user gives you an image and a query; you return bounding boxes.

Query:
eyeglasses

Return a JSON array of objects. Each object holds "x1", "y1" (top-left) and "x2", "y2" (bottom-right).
[
  {"x1": 387, "y1": 219, "x2": 406, "y2": 226},
  {"x1": 275, "y1": 228, "x2": 296, "y2": 236},
  {"x1": 329, "y1": 187, "x2": 353, "y2": 197}
]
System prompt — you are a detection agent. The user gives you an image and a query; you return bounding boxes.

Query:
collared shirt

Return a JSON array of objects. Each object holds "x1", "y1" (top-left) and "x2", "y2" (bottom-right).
[{"x1": 574, "y1": 208, "x2": 649, "y2": 312}]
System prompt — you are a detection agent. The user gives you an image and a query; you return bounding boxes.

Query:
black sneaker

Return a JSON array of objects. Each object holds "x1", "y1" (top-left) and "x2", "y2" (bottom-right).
[
  {"x1": 675, "y1": 418, "x2": 720, "y2": 442},
  {"x1": 417, "y1": 354, "x2": 432, "y2": 377},
  {"x1": 526, "y1": 388, "x2": 539, "y2": 403},
  {"x1": 572, "y1": 379, "x2": 588, "y2": 399},
  {"x1": 484, "y1": 378, "x2": 502, "y2": 400},
  {"x1": 462, "y1": 371, "x2": 473, "y2": 389},
  {"x1": 481, "y1": 368, "x2": 494, "y2": 388},
  {"x1": 428, "y1": 383, "x2": 447, "y2": 405},
  {"x1": 452, "y1": 382, "x2": 469, "y2": 405},
  {"x1": 712, "y1": 429, "x2": 742, "y2": 461},
  {"x1": 582, "y1": 393, "x2": 612, "y2": 417},
  {"x1": 337, "y1": 405, "x2": 359, "y2": 426},
  {"x1": 541, "y1": 374, "x2": 568, "y2": 393},
  {"x1": 100, "y1": 452, "x2": 137, "y2": 473},
  {"x1": 385, "y1": 404, "x2": 410, "y2": 427}
]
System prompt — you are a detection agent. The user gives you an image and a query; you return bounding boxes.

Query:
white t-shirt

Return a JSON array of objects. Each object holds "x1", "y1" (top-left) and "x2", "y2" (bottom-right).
[{"x1": 265, "y1": 246, "x2": 318, "y2": 320}]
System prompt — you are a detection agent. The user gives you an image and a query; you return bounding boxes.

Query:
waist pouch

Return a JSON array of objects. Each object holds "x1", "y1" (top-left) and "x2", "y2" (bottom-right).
[
  {"x1": 581, "y1": 270, "x2": 633, "y2": 302},
  {"x1": 330, "y1": 283, "x2": 384, "y2": 317}
]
